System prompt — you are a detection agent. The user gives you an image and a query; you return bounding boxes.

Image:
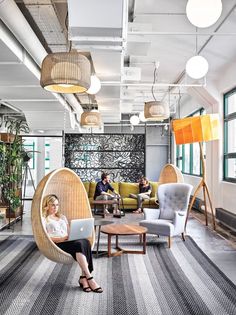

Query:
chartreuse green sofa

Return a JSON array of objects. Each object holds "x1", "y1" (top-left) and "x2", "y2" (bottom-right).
[{"x1": 83, "y1": 181, "x2": 159, "y2": 210}]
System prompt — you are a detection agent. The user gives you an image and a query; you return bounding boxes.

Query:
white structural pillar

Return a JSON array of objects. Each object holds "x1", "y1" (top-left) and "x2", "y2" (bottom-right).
[{"x1": 36, "y1": 137, "x2": 46, "y2": 185}]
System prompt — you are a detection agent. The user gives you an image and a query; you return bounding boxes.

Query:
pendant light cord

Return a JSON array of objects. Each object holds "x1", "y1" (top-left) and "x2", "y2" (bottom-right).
[
  {"x1": 151, "y1": 65, "x2": 157, "y2": 101},
  {"x1": 65, "y1": 11, "x2": 72, "y2": 52},
  {"x1": 195, "y1": 27, "x2": 198, "y2": 55}
]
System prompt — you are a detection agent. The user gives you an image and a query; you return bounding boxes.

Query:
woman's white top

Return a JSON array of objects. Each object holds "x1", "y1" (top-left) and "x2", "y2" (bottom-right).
[{"x1": 42, "y1": 215, "x2": 68, "y2": 238}]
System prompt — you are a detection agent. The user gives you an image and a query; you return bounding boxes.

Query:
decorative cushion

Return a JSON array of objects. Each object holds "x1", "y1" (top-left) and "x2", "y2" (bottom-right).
[
  {"x1": 83, "y1": 182, "x2": 90, "y2": 194},
  {"x1": 109, "y1": 182, "x2": 119, "y2": 194},
  {"x1": 149, "y1": 181, "x2": 159, "y2": 198},
  {"x1": 88, "y1": 182, "x2": 97, "y2": 199},
  {"x1": 119, "y1": 182, "x2": 139, "y2": 198},
  {"x1": 140, "y1": 219, "x2": 174, "y2": 236}
]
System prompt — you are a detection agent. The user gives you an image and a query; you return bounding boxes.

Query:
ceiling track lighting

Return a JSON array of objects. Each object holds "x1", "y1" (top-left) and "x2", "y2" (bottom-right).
[{"x1": 40, "y1": 51, "x2": 91, "y2": 94}]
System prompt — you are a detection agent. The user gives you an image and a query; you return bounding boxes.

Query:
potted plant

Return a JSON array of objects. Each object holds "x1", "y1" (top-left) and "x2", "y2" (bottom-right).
[{"x1": 0, "y1": 119, "x2": 29, "y2": 218}]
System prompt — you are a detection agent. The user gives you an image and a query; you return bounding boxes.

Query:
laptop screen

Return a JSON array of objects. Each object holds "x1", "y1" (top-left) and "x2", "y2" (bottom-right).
[{"x1": 68, "y1": 218, "x2": 94, "y2": 241}]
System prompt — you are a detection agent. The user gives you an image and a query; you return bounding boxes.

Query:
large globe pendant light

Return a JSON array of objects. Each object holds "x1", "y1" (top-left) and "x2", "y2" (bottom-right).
[
  {"x1": 186, "y1": 0, "x2": 222, "y2": 28},
  {"x1": 186, "y1": 55, "x2": 209, "y2": 79}
]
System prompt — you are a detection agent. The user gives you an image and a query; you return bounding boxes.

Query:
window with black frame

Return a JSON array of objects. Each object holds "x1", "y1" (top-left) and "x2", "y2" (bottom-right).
[
  {"x1": 176, "y1": 108, "x2": 206, "y2": 176},
  {"x1": 224, "y1": 88, "x2": 236, "y2": 183}
]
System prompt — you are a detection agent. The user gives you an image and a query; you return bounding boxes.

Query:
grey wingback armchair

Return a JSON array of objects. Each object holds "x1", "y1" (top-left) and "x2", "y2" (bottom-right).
[{"x1": 139, "y1": 183, "x2": 193, "y2": 248}]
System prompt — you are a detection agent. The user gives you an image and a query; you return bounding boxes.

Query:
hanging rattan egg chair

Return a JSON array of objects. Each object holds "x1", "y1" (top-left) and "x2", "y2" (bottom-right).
[
  {"x1": 31, "y1": 168, "x2": 95, "y2": 264},
  {"x1": 159, "y1": 164, "x2": 184, "y2": 184}
]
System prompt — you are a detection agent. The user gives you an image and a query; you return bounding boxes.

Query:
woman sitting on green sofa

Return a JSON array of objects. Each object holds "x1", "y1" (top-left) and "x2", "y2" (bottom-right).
[{"x1": 130, "y1": 177, "x2": 152, "y2": 214}]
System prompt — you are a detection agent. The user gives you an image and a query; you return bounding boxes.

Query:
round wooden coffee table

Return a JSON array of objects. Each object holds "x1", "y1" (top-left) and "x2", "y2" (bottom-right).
[
  {"x1": 94, "y1": 219, "x2": 114, "y2": 258},
  {"x1": 101, "y1": 224, "x2": 147, "y2": 257}
]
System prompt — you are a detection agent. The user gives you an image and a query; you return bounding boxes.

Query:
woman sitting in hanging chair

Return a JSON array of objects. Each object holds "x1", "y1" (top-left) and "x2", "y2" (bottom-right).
[{"x1": 42, "y1": 194, "x2": 103, "y2": 294}]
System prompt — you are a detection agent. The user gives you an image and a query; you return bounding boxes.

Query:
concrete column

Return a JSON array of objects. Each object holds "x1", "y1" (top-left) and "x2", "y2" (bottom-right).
[{"x1": 36, "y1": 137, "x2": 45, "y2": 185}]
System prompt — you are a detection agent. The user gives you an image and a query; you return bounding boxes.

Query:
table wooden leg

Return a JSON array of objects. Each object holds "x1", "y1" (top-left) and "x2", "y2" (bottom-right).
[
  {"x1": 143, "y1": 233, "x2": 146, "y2": 254},
  {"x1": 108, "y1": 235, "x2": 111, "y2": 257},
  {"x1": 116, "y1": 235, "x2": 119, "y2": 248},
  {"x1": 96, "y1": 226, "x2": 101, "y2": 258}
]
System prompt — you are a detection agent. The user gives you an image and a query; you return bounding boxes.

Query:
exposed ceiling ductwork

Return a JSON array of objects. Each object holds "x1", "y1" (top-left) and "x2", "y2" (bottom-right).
[
  {"x1": 0, "y1": 0, "x2": 83, "y2": 131},
  {"x1": 1, "y1": 0, "x2": 236, "y2": 131}
]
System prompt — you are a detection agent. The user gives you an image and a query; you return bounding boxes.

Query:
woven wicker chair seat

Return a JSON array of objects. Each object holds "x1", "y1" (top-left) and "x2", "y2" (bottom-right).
[
  {"x1": 159, "y1": 164, "x2": 184, "y2": 184},
  {"x1": 31, "y1": 168, "x2": 95, "y2": 264}
]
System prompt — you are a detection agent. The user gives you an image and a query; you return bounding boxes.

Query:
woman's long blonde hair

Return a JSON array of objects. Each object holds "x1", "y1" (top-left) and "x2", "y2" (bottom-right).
[{"x1": 42, "y1": 194, "x2": 61, "y2": 218}]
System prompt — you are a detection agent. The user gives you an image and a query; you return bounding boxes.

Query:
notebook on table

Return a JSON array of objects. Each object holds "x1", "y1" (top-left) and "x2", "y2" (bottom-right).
[{"x1": 68, "y1": 218, "x2": 94, "y2": 241}]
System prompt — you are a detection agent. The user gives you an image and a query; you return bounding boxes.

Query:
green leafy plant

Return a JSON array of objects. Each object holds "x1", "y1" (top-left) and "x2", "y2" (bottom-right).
[{"x1": 0, "y1": 119, "x2": 29, "y2": 212}]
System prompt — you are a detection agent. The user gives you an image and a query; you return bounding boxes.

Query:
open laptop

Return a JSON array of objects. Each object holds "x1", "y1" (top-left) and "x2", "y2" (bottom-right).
[{"x1": 68, "y1": 218, "x2": 94, "y2": 241}]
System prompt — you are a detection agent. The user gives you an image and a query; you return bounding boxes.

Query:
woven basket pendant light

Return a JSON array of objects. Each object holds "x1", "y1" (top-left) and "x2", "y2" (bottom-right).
[
  {"x1": 80, "y1": 110, "x2": 102, "y2": 128},
  {"x1": 40, "y1": 52, "x2": 91, "y2": 93},
  {"x1": 144, "y1": 101, "x2": 170, "y2": 121},
  {"x1": 144, "y1": 63, "x2": 170, "y2": 121}
]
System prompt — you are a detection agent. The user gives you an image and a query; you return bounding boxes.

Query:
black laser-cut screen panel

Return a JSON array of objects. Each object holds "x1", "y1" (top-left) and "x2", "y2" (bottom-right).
[{"x1": 64, "y1": 134, "x2": 145, "y2": 182}]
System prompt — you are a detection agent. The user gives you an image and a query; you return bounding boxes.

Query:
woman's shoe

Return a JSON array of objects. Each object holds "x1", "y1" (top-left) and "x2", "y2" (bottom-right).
[
  {"x1": 87, "y1": 276, "x2": 103, "y2": 293},
  {"x1": 79, "y1": 276, "x2": 91, "y2": 292},
  {"x1": 113, "y1": 209, "x2": 121, "y2": 218},
  {"x1": 133, "y1": 209, "x2": 142, "y2": 214}
]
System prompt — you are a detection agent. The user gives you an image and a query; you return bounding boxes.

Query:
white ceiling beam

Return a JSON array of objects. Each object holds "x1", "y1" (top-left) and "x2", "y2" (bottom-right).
[
  {"x1": 101, "y1": 82, "x2": 206, "y2": 87},
  {"x1": 0, "y1": 85, "x2": 40, "y2": 87},
  {"x1": 0, "y1": 99, "x2": 61, "y2": 102},
  {"x1": 128, "y1": 31, "x2": 236, "y2": 36},
  {"x1": 0, "y1": 61, "x2": 23, "y2": 64}
]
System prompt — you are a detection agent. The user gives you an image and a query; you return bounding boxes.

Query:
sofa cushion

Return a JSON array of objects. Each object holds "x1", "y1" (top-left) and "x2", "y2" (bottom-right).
[
  {"x1": 83, "y1": 182, "x2": 90, "y2": 195},
  {"x1": 89, "y1": 197, "x2": 94, "y2": 205},
  {"x1": 149, "y1": 181, "x2": 159, "y2": 198},
  {"x1": 119, "y1": 182, "x2": 139, "y2": 198},
  {"x1": 139, "y1": 219, "x2": 174, "y2": 236},
  {"x1": 122, "y1": 197, "x2": 138, "y2": 205},
  {"x1": 142, "y1": 197, "x2": 157, "y2": 206},
  {"x1": 109, "y1": 182, "x2": 119, "y2": 194},
  {"x1": 121, "y1": 197, "x2": 137, "y2": 210},
  {"x1": 147, "y1": 197, "x2": 158, "y2": 206},
  {"x1": 89, "y1": 182, "x2": 97, "y2": 199}
]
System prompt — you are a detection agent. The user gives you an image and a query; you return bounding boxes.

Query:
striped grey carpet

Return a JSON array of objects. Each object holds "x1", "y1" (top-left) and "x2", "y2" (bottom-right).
[{"x1": 0, "y1": 235, "x2": 236, "y2": 315}]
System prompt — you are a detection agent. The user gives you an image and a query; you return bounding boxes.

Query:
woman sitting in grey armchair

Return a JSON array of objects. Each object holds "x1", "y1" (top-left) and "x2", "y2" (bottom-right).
[{"x1": 130, "y1": 177, "x2": 152, "y2": 214}]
